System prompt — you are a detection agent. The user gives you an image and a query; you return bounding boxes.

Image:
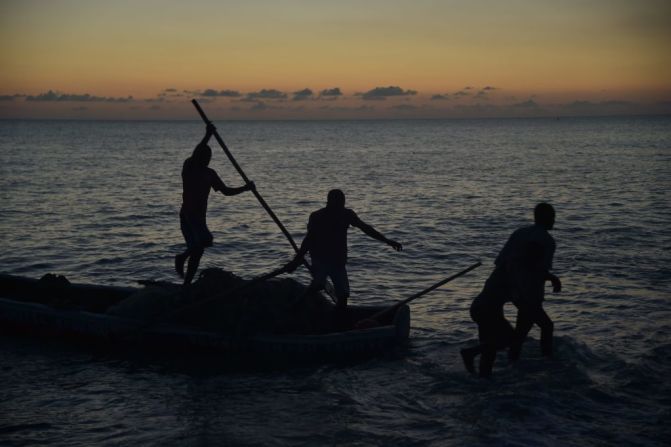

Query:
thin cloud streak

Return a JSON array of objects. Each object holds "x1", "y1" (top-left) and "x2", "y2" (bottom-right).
[
  {"x1": 25, "y1": 90, "x2": 133, "y2": 102},
  {"x1": 242, "y1": 89, "x2": 288, "y2": 101},
  {"x1": 292, "y1": 88, "x2": 313, "y2": 101},
  {"x1": 319, "y1": 88, "x2": 342, "y2": 98},
  {"x1": 2, "y1": 84, "x2": 669, "y2": 119},
  {"x1": 359, "y1": 86, "x2": 418, "y2": 100}
]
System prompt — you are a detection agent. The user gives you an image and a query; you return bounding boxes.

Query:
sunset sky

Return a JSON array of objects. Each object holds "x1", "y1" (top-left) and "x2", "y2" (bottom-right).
[{"x1": 1, "y1": 0, "x2": 670, "y2": 119}]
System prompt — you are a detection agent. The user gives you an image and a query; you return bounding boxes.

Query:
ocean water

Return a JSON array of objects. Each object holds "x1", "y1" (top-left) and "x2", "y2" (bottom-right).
[{"x1": 1, "y1": 116, "x2": 670, "y2": 446}]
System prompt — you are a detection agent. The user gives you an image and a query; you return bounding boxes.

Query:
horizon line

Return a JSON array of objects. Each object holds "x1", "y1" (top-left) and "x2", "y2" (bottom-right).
[{"x1": 1, "y1": 113, "x2": 670, "y2": 123}]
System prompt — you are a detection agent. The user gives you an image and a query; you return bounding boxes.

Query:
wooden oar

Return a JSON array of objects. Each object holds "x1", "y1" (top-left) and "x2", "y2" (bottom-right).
[
  {"x1": 191, "y1": 99, "x2": 337, "y2": 303},
  {"x1": 192, "y1": 99, "x2": 299, "y2": 251},
  {"x1": 354, "y1": 261, "x2": 482, "y2": 329},
  {"x1": 125, "y1": 265, "x2": 288, "y2": 337}
]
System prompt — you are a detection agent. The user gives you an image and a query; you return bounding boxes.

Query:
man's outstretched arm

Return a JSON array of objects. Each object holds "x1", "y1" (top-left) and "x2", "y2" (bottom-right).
[{"x1": 352, "y1": 217, "x2": 402, "y2": 251}]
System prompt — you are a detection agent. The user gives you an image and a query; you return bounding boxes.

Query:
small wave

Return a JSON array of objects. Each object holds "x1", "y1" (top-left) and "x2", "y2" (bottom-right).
[
  {"x1": 92, "y1": 257, "x2": 126, "y2": 265},
  {"x1": 11, "y1": 263, "x2": 54, "y2": 273},
  {"x1": 0, "y1": 423, "x2": 53, "y2": 434}
]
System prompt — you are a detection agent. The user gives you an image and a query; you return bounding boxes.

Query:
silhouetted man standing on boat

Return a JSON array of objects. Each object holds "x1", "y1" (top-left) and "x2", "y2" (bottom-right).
[
  {"x1": 285, "y1": 189, "x2": 402, "y2": 308},
  {"x1": 461, "y1": 203, "x2": 561, "y2": 377},
  {"x1": 175, "y1": 123, "x2": 255, "y2": 286}
]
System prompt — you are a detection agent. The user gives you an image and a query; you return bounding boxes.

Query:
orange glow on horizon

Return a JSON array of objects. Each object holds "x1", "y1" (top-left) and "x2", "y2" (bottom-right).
[{"x1": 1, "y1": 0, "x2": 669, "y2": 119}]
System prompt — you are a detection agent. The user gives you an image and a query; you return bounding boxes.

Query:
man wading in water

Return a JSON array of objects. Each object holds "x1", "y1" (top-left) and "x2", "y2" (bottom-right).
[
  {"x1": 285, "y1": 189, "x2": 402, "y2": 309},
  {"x1": 175, "y1": 123, "x2": 255, "y2": 286},
  {"x1": 461, "y1": 203, "x2": 561, "y2": 377},
  {"x1": 506, "y1": 203, "x2": 561, "y2": 361}
]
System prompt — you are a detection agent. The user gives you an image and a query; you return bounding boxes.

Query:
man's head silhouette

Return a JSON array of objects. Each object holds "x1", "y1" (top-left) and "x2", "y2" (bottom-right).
[
  {"x1": 327, "y1": 189, "x2": 346, "y2": 210},
  {"x1": 534, "y1": 202, "x2": 555, "y2": 230},
  {"x1": 191, "y1": 143, "x2": 212, "y2": 167}
]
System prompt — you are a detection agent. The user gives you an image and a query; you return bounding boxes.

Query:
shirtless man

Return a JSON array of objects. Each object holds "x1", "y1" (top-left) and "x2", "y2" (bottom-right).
[{"x1": 175, "y1": 123, "x2": 255, "y2": 286}]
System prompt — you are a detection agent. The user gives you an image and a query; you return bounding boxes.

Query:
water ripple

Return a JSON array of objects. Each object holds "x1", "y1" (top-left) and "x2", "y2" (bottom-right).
[{"x1": 1, "y1": 117, "x2": 670, "y2": 445}]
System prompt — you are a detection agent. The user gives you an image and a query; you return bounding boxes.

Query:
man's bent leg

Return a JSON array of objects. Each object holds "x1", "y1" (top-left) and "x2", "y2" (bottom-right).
[
  {"x1": 479, "y1": 345, "x2": 496, "y2": 378},
  {"x1": 461, "y1": 346, "x2": 480, "y2": 374},
  {"x1": 534, "y1": 307, "x2": 554, "y2": 356},
  {"x1": 509, "y1": 308, "x2": 534, "y2": 362},
  {"x1": 175, "y1": 250, "x2": 189, "y2": 278},
  {"x1": 328, "y1": 265, "x2": 350, "y2": 310},
  {"x1": 327, "y1": 266, "x2": 351, "y2": 329},
  {"x1": 291, "y1": 263, "x2": 327, "y2": 308}
]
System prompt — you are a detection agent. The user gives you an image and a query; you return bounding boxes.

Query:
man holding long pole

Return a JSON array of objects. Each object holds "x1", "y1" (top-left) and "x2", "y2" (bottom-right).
[
  {"x1": 175, "y1": 122, "x2": 255, "y2": 286},
  {"x1": 189, "y1": 100, "x2": 341, "y2": 303}
]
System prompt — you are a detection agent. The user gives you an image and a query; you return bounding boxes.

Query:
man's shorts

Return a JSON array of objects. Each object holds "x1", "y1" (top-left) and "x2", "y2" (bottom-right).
[
  {"x1": 310, "y1": 258, "x2": 350, "y2": 306},
  {"x1": 470, "y1": 303, "x2": 515, "y2": 350},
  {"x1": 180, "y1": 213, "x2": 213, "y2": 250},
  {"x1": 470, "y1": 268, "x2": 515, "y2": 349}
]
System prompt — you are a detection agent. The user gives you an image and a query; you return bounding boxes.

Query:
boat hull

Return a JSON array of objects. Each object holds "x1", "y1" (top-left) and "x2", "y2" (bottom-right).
[{"x1": 0, "y1": 274, "x2": 410, "y2": 361}]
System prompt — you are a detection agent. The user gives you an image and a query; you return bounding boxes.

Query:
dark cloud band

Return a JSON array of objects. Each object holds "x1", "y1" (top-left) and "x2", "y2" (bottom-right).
[
  {"x1": 360, "y1": 86, "x2": 417, "y2": 100},
  {"x1": 292, "y1": 88, "x2": 313, "y2": 101},
  {"x1": 26, "y1": 90, "x2": 133, "y2": 102}
]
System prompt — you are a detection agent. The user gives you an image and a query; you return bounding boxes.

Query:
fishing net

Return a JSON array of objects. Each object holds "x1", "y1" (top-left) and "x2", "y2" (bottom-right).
[{"x1": 107, "y1": 268, "x2": 336, "y2": 335}]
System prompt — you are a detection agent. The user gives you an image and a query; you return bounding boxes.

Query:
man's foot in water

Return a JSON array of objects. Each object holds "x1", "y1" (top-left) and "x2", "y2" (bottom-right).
[
  {"x1": 175, "y1": 253, "x2": 187, "y2": 278},
  {"x1": 460, "y1": 348, "x2": 476, "y2": 374}
]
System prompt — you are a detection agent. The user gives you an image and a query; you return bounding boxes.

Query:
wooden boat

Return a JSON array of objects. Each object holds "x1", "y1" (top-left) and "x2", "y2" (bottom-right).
[{"x1": 0, "y1": 274, "x2": 410, "y2": 361}]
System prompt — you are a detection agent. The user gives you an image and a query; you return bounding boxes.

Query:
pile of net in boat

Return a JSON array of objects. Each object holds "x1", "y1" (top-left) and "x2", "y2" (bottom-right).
[{"x1": 106, "y1": 268, "x2": 336, "y2": 335}]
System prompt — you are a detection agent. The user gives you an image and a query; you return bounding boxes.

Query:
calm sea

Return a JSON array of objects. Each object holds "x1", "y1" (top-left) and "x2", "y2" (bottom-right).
[{"x1": 1, "y1": 117, "x2": 670, "y2": 446}]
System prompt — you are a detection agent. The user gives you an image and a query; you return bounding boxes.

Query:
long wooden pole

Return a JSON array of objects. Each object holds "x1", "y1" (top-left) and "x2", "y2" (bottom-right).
[
  {"x1": 192, "y1": 99, "x2": 299, "y2": 252},
  {"x1": 363, "y1": 261, "x2": 482, "y2": 324},
  {"x1": 191, "y1": 100, "x2": 337, "y2": 303}
]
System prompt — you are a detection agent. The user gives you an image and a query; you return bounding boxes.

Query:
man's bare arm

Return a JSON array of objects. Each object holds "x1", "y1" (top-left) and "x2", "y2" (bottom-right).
[
  {"x1": 545, "y1": 272, "x2": 562, "y2": 293},
  {"x1": 220, "y1": 181, "x2": 255, "y2": 196},
  {"x1": 352, "y1": 218, "x2": 402, "y2": 251}
]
